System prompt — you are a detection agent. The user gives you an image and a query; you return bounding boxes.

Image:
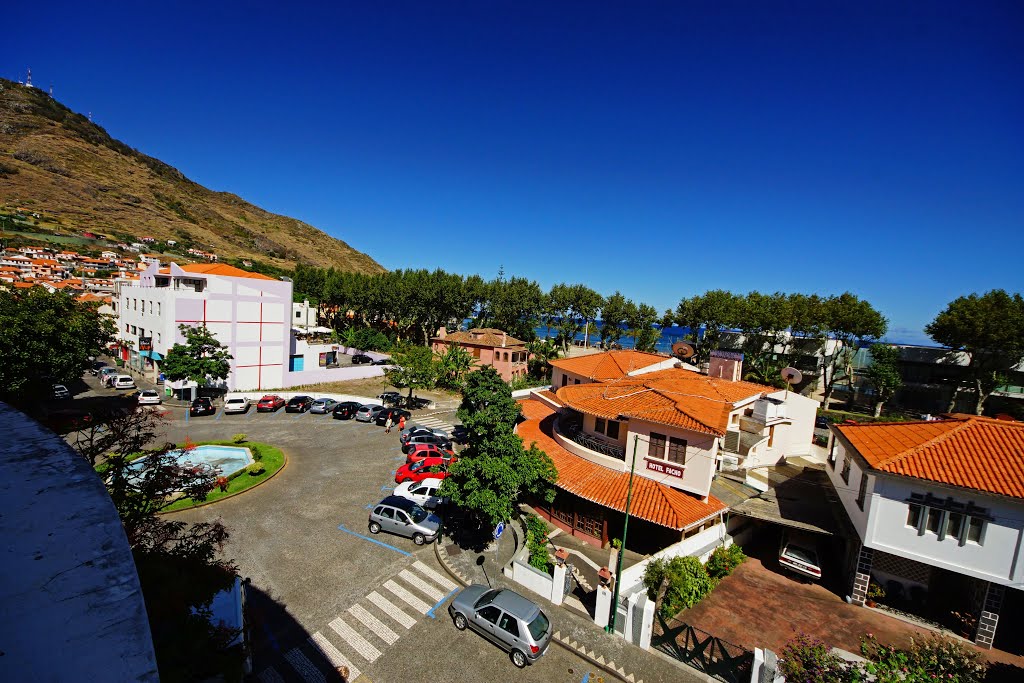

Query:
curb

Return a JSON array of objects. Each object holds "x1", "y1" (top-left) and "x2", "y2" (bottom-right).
[{"x1": 159, "y1": 444, "x2": 290, "y2": 515}]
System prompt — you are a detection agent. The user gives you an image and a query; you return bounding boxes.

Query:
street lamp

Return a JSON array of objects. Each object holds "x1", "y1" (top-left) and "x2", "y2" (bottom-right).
[{"x1": 606, "y1": 430, "x2": 640, "y2": 634}]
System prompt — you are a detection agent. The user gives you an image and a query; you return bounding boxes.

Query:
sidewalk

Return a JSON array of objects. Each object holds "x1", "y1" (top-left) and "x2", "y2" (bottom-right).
[{"x1": 434, "y1": 518, "x2": 708, "y2": 683}]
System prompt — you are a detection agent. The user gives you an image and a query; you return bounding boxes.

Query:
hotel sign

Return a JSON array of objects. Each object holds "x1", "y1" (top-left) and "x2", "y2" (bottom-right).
[
  {"x1": 138, "y1": 337, "x2": 152, "y2": 351},
  {"x1": 645, "y1": 458, "x2": 684, "y2": 479}
]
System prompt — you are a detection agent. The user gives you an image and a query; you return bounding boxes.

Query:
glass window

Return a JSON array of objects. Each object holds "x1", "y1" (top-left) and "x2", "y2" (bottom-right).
[
  {"x1": 595, "y1": 418, "x2": 606, "y2": 435},
  {"x1": 528, "y1": 611, "x2": 549, "y2": 641},
  {"x1": 607, "y1": 421, "x2": 620, "y2": 439},
  {"x1": 828, "y1": 442, "x2": 837, "y2": 469},
  {"x1": 377, "y1": 507, "x2": 394, "y2": 520},
  {"x1": 925, "y1": 508, "x2": 943, "y2": 534},
  {"x1": 906, "y1": 504, "x2": 922, "y2": 529},
  {"x1": 840, "y1": 456, "x2": 851, "y2": 484},
  {"x1": 856, "y1": 473, "x2": 868, "y2": 510},
  {"x1": 967, "y1": 517, "x2": 984, "y2": 543},
  {"x1": 649, "y1": 433, "x2": 666, "y2": 459},
  {"x1": 667, "y1": 437, "x2": 687, "y2": 465},
  {"x1": 477, "y1": 605, "x2": 501, "y2": 624},
  {"x1": 474, "y1": 589, "x2": 499, "y2": 609},
  {"x1": 945, "y1": 512, "x2": 963, "y2": 540},
  {"x1": 561, "y1": 374, "x2": 568, "y2": 387},
  {"x1": 498, "y1": 613, "x2": 520, "y2": 637},
  {"x1": 395, "y1": 511, "x2": 410, "y2": 524}
]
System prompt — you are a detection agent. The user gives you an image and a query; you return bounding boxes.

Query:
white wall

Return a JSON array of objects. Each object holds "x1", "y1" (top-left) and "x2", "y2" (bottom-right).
[
  {"x1": 627, "y1": 418, "x2": 717, "y2": 499},
  {"x1": 767, "y1": 389, "x2": 818, "y2": 458},
  {"x1": 618, "y1": 522, "x2": 727, "y2": 593}
]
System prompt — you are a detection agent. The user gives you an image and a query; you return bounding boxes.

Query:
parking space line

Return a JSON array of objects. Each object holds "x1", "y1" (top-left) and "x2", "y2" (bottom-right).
[
  {"x1": 398, "y1": 569, "x2": 444, "y2": 601},
  {"x1": 412, "y1": 560, "x2": 458, "y2": 591},
  {"x1": 425, "y1": 587, "x2": 459, "y2": 619},
  {"x1": 348, "y1": 604, "x2": 399, "y2": 645},
  {"x1": 383, "y1": 579, "x2": 431, "y2": 615},
  {"x1": 366, "y1": 591, "x2": 416, "y2": 629},
  {"x1": 328, "y1": 616, "x2": 381, "y2": 662},
  {"x1": 336, "y1": 523, "x2": 410, "y2": 556},
  {"x1": 283, "y1": 647, "x2": 326, "y2": 683},
  {"x1": 309, "y1": 632, "x2": 360, "y2": 681}
]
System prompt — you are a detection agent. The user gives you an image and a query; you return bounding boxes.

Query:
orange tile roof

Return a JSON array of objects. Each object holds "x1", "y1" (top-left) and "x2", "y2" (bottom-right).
[
  {"x1": 175, "y1": 263, "x2": 277, "y2": 281},
  {"x1": 834, "y1": 417, "x2": 1024, "y2": 499},
  {"x1": 549, "y1": 349, "x2": 669, "y2": 381},
  {"x1": 518, "y1": 399, "x2": 726, "y2": 530},
  {"x1": 555, "y1": 367, "x2": 772, "y2": 436},
  {"x1": 433, "y1": 328, "x2": 527, "y2": 348}
]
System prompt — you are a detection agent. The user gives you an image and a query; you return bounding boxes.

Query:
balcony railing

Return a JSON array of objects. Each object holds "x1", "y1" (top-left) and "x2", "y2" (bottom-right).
[{"x1": 557, "y1": 412, "x2": 626, "y2": 461}]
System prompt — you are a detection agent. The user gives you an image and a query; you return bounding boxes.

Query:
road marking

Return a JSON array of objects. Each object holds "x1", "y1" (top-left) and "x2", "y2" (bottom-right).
[
  {"x1": 399, "y1": 569, "x2": 445, "y2": 601},
  {"x1": 425, "y1": 587, "x2": 459, "y2": 619},
  {"x1": 215, "y1": 409, "x2": 222, "y2": 420},
  {"x1": 366, "y1": 591, "x2": 417, "y2": 629},
  {"x1": 257, "y1": 666, "x2": 285, "y2": 683},
  {"x1": 413, "y1": 560, "x2": 458, "y2": 591},
  {"x1": 336, "y1": 523, "x2": 411, "y2": 556},
  {"x1": 383, "y1": 579, "x2": 432, "y2": 615},
  {"x1": 310, "y1": 631, "x2": 362, "y2": 681},
  {"x1": 283, "y1": 647, "x2": 326, "y2": 683},
  {"x1": 348, "y1": 604, "x2": 399, "y2": 645},
  {"x1": 328, "y1": 616, "x2": 381, "y2": 662}
]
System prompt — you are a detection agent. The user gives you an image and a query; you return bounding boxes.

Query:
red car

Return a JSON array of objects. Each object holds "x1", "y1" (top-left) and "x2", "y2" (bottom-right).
[
  {"x1": 395, "y1": 457, "x2": 453, "y2": 484},
  {"x1": 256, "y1": 394, "x2": 286, "y2": 412},
  {"x1": 405, "y1": 443, "x2": 455, "y2": 464}
]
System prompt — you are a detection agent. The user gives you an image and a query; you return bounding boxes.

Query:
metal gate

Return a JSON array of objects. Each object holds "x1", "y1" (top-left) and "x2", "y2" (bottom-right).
[{"x1": 652, "y1": 615, "x2": 753, "y2": 683}]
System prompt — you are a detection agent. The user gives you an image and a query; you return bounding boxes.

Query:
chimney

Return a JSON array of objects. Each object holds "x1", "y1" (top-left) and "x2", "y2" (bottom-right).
[
  {"x1": 438, "y1": 326, "x2": 447, "y2": 339},
  {"x1": 707, "y1": 350, "x2": 743, "y2": 382},
  {"x1": 502, "y1": 332, "x2": 507, "y2": 347}
]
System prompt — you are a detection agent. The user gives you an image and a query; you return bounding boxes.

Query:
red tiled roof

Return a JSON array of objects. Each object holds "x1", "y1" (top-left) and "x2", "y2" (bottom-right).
[
  {"x1": 549, "y1": 350, "x2": 669, "y2": 381},
  {"x1": 518, "y1": 399, "x2": 726, "y2": 530},
  {"x1": 433, "y1": 328, "x2": 527, "y2": 348},
  {"x1": 834, "y1": 416, "x2": 1024, "y2": 499},
  {"x1": 156, "y1": 263, "x2": 277, "y2": 281},
  {"x1": 555, "y1": 367, "x2": 772, "y2": 436}
]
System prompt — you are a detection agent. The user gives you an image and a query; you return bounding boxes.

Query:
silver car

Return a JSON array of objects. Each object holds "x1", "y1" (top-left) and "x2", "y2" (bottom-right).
[
  {"x1": 310, "y1": 398, "x2": 340, "y2": 414},
  {"x1": 448, "y1": 586, "x2": 552, "y2": 668},
  {"x1": 355, "y1": 404, "x2": 384, "y2": 422},
  {"x1": 223, "y1": 396, "x2": 251, "y2": 414},
  {"x1": 367, "y1": 495, "x2": 441, "y2": 545}
]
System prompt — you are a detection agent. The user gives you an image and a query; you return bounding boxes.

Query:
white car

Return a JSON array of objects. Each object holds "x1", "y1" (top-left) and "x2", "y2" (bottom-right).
[
  {"x1": 779, "y1": 533, "x2": 822, "y2": 580},
  {"x1": 137, "y1": 389, "x2": 162, "y2": 405},
  {"x1": 113, "y1": 375, "x2": 136, "y2": 390},
  {"x1": 223, "y1": 396, "x2": 251, "y2": 414},
  {"x1": 393, "y1": 477, "x2": 447, "y2": 509}
]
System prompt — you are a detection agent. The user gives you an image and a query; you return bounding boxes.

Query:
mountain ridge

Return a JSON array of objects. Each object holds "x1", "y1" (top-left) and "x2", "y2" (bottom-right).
[{"x1": 0, "y1": 78, "x2": 384, "y2": 274}]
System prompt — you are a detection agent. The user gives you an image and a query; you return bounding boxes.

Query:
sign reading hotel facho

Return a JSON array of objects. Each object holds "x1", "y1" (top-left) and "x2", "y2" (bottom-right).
[{"x1": 645, "y1": 458, "x2": 683, "y2": 478}]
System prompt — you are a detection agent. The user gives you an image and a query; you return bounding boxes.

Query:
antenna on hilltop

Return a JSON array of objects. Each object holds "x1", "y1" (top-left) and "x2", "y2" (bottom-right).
[
  {"x1": 49, "y1": 84, "x2": 53, "y2": 97},
  {"x1": 25, "y1": 68, "x2": 33, "y2": 88},
  {"x1": 88, "y1": 111, "x2": 93, "y2": 123}
]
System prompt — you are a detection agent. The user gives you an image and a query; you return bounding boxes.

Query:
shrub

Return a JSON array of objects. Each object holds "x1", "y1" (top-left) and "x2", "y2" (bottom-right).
[
  {"x1": 643, "y1": 555, "x2": 716, "y2": 618},
  {"x1": 861, "y1": 634, "x2": 986, "y2": 683},
  {"x1": 232, "y1": 433, "x2": 247, "y2": 444},
  {"x1": 524, "y1": 514, "x2": 551, "y2": 572},
  {"x1": 705, "y1": 544, "x2": 746, "y2": 579},
  {"x1": 245, "y1": 463, "x2": 265, "y2": 476},
  {"x1": 780, "y1": 633, "x2": 859, "y2": 683},
  {"x1": 248, "y1": 444, "x2": 262, "y2": 462}
]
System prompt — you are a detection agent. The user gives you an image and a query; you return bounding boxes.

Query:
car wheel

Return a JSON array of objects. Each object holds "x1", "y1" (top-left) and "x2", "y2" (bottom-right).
[
  {"x1": 453, "y1": 612, "x2": 467, "y2": 631},
  {"x1": 510, "y1": 649, "x2": 528, "y2": 668},
  {"x1": 412, "y1": 533, "x2": 425, "y2": 546},
  {"x1": 402, "y1": 477, "x2": 412, "y2": 484},
  {"x1": 368, "y1": 522, "x2": 381, "y2": 534}
]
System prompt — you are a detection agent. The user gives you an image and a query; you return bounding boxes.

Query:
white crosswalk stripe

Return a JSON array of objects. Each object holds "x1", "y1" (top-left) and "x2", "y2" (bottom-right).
[
  {"x1": 328, "y1": 616, "x2": 382, "y2": 662},
  {"x1": 257, "y1": 667, "x2": 285, "y2": 683},
  {"x1": 409, "y1": 414, "x2": 455, "y2": 433},
  {"x1": 366, "y1": 590, "x2": 417, "y2": 629},
  {"x1": 283, "y1": 647, "x2": 326, "y2": 683},
  {"x1": 384, "y1": 579, "x2": 432, "y2": 614},
  {"x1": 349, "y1": 604, "x2": 399, "y2": 645},
  {"x1": 309, "y1": 632, "x2": 361, "y2": 681},
  {"x1": 399, "y1": 568, "x2": 445, "y2": 601},
  {"x1": 413, "y1": 559, "x2": 458, "y2": 591}
]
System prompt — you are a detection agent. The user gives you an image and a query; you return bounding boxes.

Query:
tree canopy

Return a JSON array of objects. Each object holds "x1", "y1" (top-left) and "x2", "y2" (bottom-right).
[
  {"x1": 864, "y1": 344, "x2": 903, "y2": 417},
  {"x1": 160, "y1": 324, "x2": 233, "y2": 384}
]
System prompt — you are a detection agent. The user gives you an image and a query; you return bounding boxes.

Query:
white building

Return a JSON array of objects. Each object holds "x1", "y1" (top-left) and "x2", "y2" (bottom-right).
[
  {"x1": 292, "y1": 299, "x2": 320, "y2": 329},
  {"x1": 827, "y1": 415, "x2": 1024, "y2": 650}
]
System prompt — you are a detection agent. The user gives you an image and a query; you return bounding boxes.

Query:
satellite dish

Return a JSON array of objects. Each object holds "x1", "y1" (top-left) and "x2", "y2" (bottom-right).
[
  {"x1": 781, "y1": 367, "x2": 802, "y2": 385},
  {"x1": 672, "y1": 342, "x2": 696, "y2": 359}
]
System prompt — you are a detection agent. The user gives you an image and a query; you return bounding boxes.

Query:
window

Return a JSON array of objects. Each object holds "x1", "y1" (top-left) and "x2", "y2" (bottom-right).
[
  {"x1": 856, "y1": 472, "x2": 868, "y2": 510},
  {"x1": 667, "y1": 437, "x2": 687, "y2": 465},
  {"x1": 157, "y1": 302, "x2": 161, "y2": 315},
  {"x1": 561, "y1": 374, "x2": 568, "y2": 387},
  {"x1": 157, "y1": 333, "x2": 161, "y2": 345},
  {"x1": 131, "y1": 325, "x2": 137, "y2": 334},
  {"x1": 906, "y1": 504, "x2": 922, "y2": 529},
  {"x1": 498, "y1": 613, "x2": 520, "y2": 637},
  {"x1": 595, "y1": 418, "x2": 606, "y2": 434},
  {"x1": 374, "y1": 506, "x2": 392, "y2": 519},
  {"x1": 296, "y1": 311, "x2": 301, "y2": 319},
  {"x1": 649, "y1": 432, "x2": 666, "y2": 459},
  {"x1": 925, "y1": 508, "x2": 943, "y2": 535},
  {"x1": 827, "y1": 441, "x2": 838, "y2": 470},
  {"x1": 967, "y1": 517, "x2": 985, "y2": 544},
  {"x1": 607, "y1": 420, "x2": 620, "y2": 439},
  {"x1": 395, "y1": 511, "x2": 410, "y2": 524},
  {"x1": 133, "y1": 299, "x2": 137, "y2": 311},
  {"x1": 945, "y1": 512, "x2": 963, "y2": 540},
  {"x1": 840, "y1": 455, "x2": 851, "y2": 484},
  {"x1": 477, "y1": 606, "x2": 501, "y2": 624},
  {"x1": 574, "y1": 379, "x2": 580, "y2": 384}
]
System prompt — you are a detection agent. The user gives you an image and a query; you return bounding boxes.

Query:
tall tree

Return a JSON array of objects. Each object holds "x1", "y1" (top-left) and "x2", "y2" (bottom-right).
[
  {"x1": 925, "y1": 289, "x2": 1024, "y2": 415},
  {"x1": 864, "y1": 344, "x2": 903, "y2": 417},
  {"x1": 625, "y1": 301, "x2": 661, "y2": 352},
  {"x1": 384, "y1": 343, "x2": 438, "y2": 403},
  {"x1": 599, "y1": 291, "x2": 629, "y2": 349},
  {"x1": 549, "y1": 283, "x2": 604, "y2": 354},
  {"x1": 733, "y1": 291, "x2": 794, "y2": 386},
  {"x1": 435, "y1": 344, "x2": 475, "y2": 391},
  {"x1": 0, "y1": 288, "x2": 114, "y2": 406},
  {"x1": 819, "y1": 293, "x2": 888, "y2": 408},
  {"x1": 160, "y1": 324, "x2": 233, "y2": 384},
  {"x1": 674, "y1": 290, "x2": 739, "y2": 364},
  {"x1": 488, "y1": 276, "x2": 545, "y2": 342}
]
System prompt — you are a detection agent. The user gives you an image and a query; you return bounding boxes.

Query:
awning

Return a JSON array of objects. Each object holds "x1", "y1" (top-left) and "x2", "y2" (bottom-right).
[{"x1": 138, "y1": 350, "x2": 163, "y2": 360}]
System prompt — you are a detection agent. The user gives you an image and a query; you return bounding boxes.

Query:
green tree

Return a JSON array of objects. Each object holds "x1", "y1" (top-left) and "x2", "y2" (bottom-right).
[
  {"x1": 673, "y1": 290, "x2": 740, "y2": 364},
  {"x1": 625, "y1": 301, "x2": 661, "y2": 352},
  {"x1": 160, "y1": 324, "x2": 233, "y2": 384},
  {"x1": 526, "y1": 337, "x2": 559, "y2": 380},
  {"x1": 864, "y1": 344, "x2": 903, "y2": 417},
  {"x1": 0, "y1": 287, "x2": 114, "y2": 406},
  {"x1": 549, "y1": 283, "x2": 604, "y2": 354},
  {"x1": 642, "y1": 555, "x2": 715, "y2": 618},
  {"x1": 819, "y1": 293, "x2": 888, "y2": 408},
  {"x1": 925, "y1": 289, "x2": 1024, "y2": 415},
  {"x1": 440, "y1": 367, "x2": 557, "y2": 527},
  {"x1": 435, "y1": 344, "x2": 475, "y2": 391},
  {"x1": 384, "y1": 343, "x2": 438, "y2": 402},
  {"x1": 599, "y1": 291, "x2": 629, "y2": 348}
]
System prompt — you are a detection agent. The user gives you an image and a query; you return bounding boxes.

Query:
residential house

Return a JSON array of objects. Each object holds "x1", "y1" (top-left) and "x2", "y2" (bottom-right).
[
  {"x1": 827, "y1": 416, "x2": 1024, "y2": 650},
  {"x1": 430, "y1": 327, "x2": 532, "y2": 382}
]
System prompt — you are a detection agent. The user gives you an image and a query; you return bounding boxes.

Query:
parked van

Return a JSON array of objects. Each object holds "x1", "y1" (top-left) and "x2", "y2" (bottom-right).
[{"x1": 113, "y1": 375, "x2": 136, "y2": 390}]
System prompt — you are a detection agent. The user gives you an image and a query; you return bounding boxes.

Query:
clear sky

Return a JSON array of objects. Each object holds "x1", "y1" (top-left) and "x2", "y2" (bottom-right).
[{"x1": 7, "y1": 1, "x2": 1023, "y2": 344}]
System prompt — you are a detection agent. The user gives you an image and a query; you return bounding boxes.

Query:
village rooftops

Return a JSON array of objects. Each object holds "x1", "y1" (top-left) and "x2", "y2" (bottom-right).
[
  {"x1": 549, "y1": 349, "x2": 670, "y2": 381},
  {"x1": 432, "y1": 327, "x2": 527, "y2": 348}
]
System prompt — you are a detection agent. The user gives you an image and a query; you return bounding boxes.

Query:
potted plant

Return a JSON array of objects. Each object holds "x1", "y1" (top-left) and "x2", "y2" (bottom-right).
[{"x1": 866, "y1": 583, "x2": 885, "y2": 607}]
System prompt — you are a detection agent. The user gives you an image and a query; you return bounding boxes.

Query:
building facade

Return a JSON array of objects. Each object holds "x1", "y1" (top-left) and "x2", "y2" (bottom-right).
[{"x1": 431, "y1": 327, "x2": 531, "y2": 382}]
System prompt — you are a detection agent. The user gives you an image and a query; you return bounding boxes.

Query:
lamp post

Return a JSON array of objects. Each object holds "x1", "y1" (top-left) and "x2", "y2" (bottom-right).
[{"x1": 606, "y1": 432, "x2": 640, "y2": 634}]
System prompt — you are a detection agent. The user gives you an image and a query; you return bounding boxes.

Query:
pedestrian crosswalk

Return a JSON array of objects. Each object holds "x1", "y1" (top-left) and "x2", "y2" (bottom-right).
[
  {"x1": 257, "y1": 560, "x2": 458, "y2": 681},
  {"x1": 408, "y1": 411, "x2": 456, "y2": 435}
]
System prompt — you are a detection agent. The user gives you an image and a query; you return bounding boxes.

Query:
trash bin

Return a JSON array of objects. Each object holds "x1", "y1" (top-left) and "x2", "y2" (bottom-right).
[{"x1": 165, "y1": 386, "x2": 172, "y2": 397}]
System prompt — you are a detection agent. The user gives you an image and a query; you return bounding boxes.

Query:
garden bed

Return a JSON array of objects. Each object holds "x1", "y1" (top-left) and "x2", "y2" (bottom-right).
[{"x1": 160, "y1": 440, "x2": 285, "y2": 512}]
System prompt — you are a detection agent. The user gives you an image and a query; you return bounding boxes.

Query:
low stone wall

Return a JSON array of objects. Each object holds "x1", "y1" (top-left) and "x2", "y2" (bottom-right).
[{"x1": 281, "y1": 364, "x2": 386, "y2": 388}]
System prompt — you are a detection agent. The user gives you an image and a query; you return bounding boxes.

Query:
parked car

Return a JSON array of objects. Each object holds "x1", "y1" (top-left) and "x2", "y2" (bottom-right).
[
  {"x1": 368, "y1": 495, "x2": 441, "y2": 545},
  {"x1": 402, "y1": 433, "x2": 453, "y2": 453},
  {"x1": 393, "y1": 477, "x2": 447, "y2": 509},
  {"x1": 52, "y1": 384, "x2": 70, "y2": 400},
  {"x1": 355, "y1": 404, "x2": 385, "y2": 422},
  {"x1": 223, "y1": 396, "x2": 251, "y2": 414},
  {"x1": 779, "y1": 533, "x2": 822, "y2": 580},
  {"x1": 89, "y1": 361, "x2": 107, "y2": 376},
  {"x1": 190, "y1": 397, "x2": 216, "y2": 416},
  {"x1": 373, "y1": 357, "x2": 392, "y2": 365},
  {"x1": 375, "y1": 407, "x2": 411, "y2": 426},
  {"x1": 378, "y1": 391, "x2": 402, "y2": 405},
  {"x1": 256, "y1": 395, "x2": 286, "y2": 412},
  {"x1": 451, "y1": 425, "x2": 470, "y2": 444},
  {"x1": 448, "y1": 585, "x2": 552, "y2": 668},
  {"x1": 113, "y1": 375, "x2": 136, "y2": 390},
  {"x1": 332, "y1": 401, "x2": 363, "y2": 420},
  {"x1": 310, "y1": 398, "x2": 340, "y2": 414},
  {"x1": 395, "y1": 457, "x2": 453, "y2": 484},
  {"x1": 285, "y1": 395, "x2": 314, "y2": 413},
  {"x1": 400, "y1": 425, "x2": 449, "y2": 444},
  {"x1": 351, "y1": 354, "x2": 373, "y2": 365},
  {"x1": 137, "y1": 389, "x2": 162, "y2": 405},
  {"x1": 405, "y1": 443, "x2": 455, "y2": 464}
]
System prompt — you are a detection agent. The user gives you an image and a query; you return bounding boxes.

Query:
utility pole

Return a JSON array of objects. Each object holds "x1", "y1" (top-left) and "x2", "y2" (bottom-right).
[{"x1": 606, "y1": 433, "x2": 640, "y2": 634}]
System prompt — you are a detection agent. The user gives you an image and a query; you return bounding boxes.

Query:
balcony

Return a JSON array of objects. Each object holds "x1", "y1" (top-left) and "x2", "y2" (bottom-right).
[{"x1": 557, "y1": 412, "x2": 625, "y2": 461}]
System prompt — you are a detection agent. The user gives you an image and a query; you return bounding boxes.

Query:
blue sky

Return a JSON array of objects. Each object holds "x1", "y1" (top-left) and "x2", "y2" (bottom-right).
[{"x1": 8, "y1": 1, "x2": 1023, "y2": 344}]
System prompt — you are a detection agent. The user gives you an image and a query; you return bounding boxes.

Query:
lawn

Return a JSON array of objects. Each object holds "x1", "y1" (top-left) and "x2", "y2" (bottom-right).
[{"x1": 160, "y1": 440, "x2": 285, "y2": 512}]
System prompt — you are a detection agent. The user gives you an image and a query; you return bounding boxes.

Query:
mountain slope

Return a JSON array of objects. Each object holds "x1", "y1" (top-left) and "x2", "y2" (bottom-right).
[{"x1": 0, "y1": 78, "x2": 384, "y2": 274}]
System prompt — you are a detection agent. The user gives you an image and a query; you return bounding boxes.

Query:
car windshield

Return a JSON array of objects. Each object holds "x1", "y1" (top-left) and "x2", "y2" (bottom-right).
[
  {"x1": 783, "y1": 544, "x2": 818, "y2": 565},
  {"x1": 528, "y1": 611, "x2": 549, "y2": 642},
  {"x1": 474, "y1": 589, "x2": 500, "y2": 609},
  {"x1": 409, "y1": 504, "x2": 428, "y2": 523},
  {"x1": 409, "y1": 461, "x2": 425, "y2": 471}
]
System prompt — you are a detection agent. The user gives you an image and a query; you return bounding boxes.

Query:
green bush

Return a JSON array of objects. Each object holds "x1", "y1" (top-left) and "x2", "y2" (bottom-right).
[
  {"x1": 780, "y1": 633, "x2": 859, "y2": 683},
  {"x1": 861, "y1": 634, "x2": 986, "y2": 683},
  {"x1": 232, "y1": 433, "x2": 247, "y2": 444},
  {"x1": 524, "y1": 514, "x2": 551, "y2": 572},
  {"x1": 643, "y1": 555, "x2": 715, "y2": 618},
  {"x1": 705, "y1": 543, "x2": 746, "y2": 579},
  {"x1": 248, "y1": 444, "x2": 262, "y2": 462}
]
